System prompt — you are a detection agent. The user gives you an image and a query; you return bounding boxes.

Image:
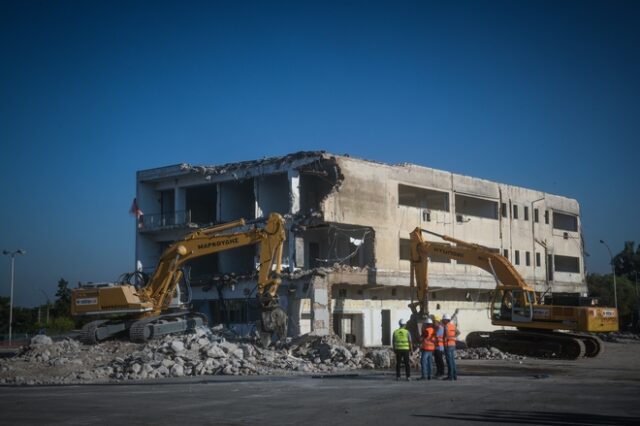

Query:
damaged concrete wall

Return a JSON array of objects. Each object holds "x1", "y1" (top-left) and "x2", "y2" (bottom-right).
[{"x1": 318, "y1": 155, "x2": 586, "y2": 294}]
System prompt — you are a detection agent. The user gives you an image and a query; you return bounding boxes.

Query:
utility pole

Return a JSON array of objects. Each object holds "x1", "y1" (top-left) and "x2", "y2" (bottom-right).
[{"x1": 2, "y1": 249, "x2": 26, "y2": 345}]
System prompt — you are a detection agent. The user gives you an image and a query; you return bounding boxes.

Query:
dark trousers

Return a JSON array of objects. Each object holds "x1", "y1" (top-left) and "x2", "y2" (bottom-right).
[
  {"x1": 395, "y1": 350, "x2": 411, "y2": 378},
  {"x1": 434, "y1": 350, "x2": 445, "y2": 376}
]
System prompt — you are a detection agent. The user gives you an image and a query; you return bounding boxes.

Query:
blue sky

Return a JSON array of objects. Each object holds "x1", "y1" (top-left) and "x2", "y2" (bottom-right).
[{"x1": 1, "y1": 0, "x2": 638, "y2": 307}]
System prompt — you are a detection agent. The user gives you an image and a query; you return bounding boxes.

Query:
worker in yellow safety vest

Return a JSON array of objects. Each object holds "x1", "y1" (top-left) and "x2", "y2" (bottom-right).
[{"x1": 392, "y1": 319, "x2": 413, "y2": 381}]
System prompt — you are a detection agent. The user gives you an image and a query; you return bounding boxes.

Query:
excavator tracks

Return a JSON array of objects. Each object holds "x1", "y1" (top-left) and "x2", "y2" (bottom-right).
[
  {"x1": 465, "y1": 329, "x2": 601, "y2": 360},
  {"x1": 79, "y1": 320, "x2": 106, "y2": 344}
]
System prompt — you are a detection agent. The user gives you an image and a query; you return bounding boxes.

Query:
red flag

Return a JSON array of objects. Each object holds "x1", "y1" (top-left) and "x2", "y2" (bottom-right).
[{"x1": 129, "y1": 198, "x2": 144, "y2": 220}]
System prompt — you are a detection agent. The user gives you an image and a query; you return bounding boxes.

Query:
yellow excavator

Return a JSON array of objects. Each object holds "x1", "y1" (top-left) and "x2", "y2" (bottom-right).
[
  {"x1": 71, "y1": 213, "x2": 287, "y2": 345},
  {"x1": 408, "y1": 228, "x2": 618, "y2": 359}
]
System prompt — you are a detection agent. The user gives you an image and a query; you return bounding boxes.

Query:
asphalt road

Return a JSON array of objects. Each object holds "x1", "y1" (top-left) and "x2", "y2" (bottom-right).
[{"x1": 2, "y1": 342, "x2": 639, "y2": 426}]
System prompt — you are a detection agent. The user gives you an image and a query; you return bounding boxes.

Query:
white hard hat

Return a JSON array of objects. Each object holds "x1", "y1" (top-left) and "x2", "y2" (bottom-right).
[
  {"x1": 442, "y1": 313, "x2": 450, "y2": 321},
  {"x1": 425, "y1": 318, "x2": 433, "y2": 325},
  {"x1": 398, "y1": 319, "x2": 406, "y2": 326}
]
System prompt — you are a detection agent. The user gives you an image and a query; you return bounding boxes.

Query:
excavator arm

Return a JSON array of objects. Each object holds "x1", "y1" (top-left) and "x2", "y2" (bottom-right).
[
  {"x1": 410, "y1": 227, "x2": 534, "y2": 305},
  {"x1": 408, "y1": 227, "x2": 535, "y2": 342},
  {"x1": 140, "y1": 212, "x2": 286, "y2": 315}
]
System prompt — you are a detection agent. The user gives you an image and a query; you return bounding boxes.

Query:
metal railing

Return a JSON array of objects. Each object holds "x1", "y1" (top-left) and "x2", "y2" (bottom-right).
[{"x1": 141, "y1": 210, "x2": 192, "y2": 231}]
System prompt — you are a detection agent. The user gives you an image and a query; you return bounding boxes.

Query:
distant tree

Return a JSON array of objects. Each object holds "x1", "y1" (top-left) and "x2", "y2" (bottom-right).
[
  {"x1": 53, "y1": 278, "x2": 71, "y2": 317},
  {"x1": 613, "y1": 241, "x2": 640, "y2": 280}
]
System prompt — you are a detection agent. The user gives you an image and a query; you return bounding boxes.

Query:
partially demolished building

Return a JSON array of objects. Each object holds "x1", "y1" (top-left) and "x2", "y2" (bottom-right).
[{"x1": 135, "y1": 152, "x2": 586, "y2": 346}]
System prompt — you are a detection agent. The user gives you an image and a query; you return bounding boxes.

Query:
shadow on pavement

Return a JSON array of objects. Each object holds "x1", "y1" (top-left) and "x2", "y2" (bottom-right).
[{"x1": 412, "y1": 409, "x2": 640, "y2": 425}]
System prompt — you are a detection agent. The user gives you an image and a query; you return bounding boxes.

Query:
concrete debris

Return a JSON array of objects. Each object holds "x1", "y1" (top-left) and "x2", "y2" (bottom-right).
[
  {"x1": 598, "y1": 332, "x2": 640, "y2": 343},
  {"x1": 456, "y1": 347, "x2": 526, "y2": 361},
  {"x1": 0, "y1": 328, "x2": 388, "y2": 386}
]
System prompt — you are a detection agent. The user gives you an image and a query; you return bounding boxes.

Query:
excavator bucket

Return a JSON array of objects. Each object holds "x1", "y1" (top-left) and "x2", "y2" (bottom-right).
[{"x1": 258, "y1": 306, "x2": 288, "y2": 347}]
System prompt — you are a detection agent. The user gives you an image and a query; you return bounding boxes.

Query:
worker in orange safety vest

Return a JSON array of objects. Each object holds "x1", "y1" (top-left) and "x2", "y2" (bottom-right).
[
  {"x1": 418, "y1": 318, "x2": 436, "y2": 380},
  {"x1": 442, "y1": 313, "x2": 459, "y2": 380}
]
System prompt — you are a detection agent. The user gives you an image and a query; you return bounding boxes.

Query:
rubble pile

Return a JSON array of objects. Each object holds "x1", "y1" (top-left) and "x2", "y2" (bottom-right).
[
  {"x1": 0, "y1": 328, "x2": 393, "y2": 386},
  {"x1": 598, "y1": 332, "x2": 640, "y2": 343},
  {"x1": 0, "y1": 327, "x2": 536, "y2": 386}
]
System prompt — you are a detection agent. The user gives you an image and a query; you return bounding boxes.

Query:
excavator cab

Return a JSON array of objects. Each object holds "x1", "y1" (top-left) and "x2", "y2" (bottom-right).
[{"x1": 490, "y1": 288, "x2": 534, "y2": 323}]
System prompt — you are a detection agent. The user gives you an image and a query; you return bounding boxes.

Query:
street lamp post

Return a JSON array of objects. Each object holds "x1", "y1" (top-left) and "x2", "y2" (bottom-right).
[
  {"x1": 2, "y1": 249, "x2": 26, "y2": 345},
  {"x1": 599, "y1": 240, "x2": 618, "y2": 310}
]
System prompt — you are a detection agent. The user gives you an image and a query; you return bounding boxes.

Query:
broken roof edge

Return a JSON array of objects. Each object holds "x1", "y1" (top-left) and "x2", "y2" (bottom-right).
[
  {"x1": 136, "y1": 151, "x2": 578, "y2": 207},
  {"x1": 137, "y1": 151, "x2": 330, "y2": 183}
]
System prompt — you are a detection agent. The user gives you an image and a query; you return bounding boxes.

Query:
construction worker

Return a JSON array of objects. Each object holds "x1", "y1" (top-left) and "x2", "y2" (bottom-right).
[
  {"x1": 392, "y1": 319, "x2": 412, "y2": 381},
  {"x1": 442, "y1": 313, "x2": 459, "y2": 380},
  {"x1": 433, "y1": 315, "x2": 445, "y2": 377},
  {"x1": 419, "y1": 318, "x2": 436, "y2": 380}
]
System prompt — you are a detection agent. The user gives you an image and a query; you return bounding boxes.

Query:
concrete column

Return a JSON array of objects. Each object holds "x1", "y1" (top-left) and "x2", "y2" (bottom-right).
[
  {"x1": 287, "y1": 296, "x2": 302, "y2": 337},
  {"x1": 288, "y1": 170, "x2": 301, "y2": 269},
  {"x1": 175, "y1": 186, "x2": 186, "y2": 224},
  {"x1": 310, "y1": 275, "x2": 330, "y2": 336},
  {"x1": 254, "y1": 178, "x2": 262, "y2": 218}
]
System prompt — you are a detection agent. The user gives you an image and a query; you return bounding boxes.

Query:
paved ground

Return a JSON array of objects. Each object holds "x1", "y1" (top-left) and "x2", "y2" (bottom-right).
[{"x1": 1, "y1": 342, "x2": 639, "y2": 425}]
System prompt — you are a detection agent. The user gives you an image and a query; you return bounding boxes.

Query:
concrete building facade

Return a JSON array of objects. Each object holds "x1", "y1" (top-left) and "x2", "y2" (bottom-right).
[{"x1": 135, "y1": 152, "x2": 586, "y2": 346}]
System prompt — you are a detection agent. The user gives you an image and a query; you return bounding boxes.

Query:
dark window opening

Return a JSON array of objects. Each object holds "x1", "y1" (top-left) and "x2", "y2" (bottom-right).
[
  {"x1": 219, "y1": 180, "x2": 255, "y2": 221},
  {"x1": 398, "y1": 184, "x2": 450, "y2": 211},
  {"x1": 257, "y1": 174, "x2": 289, "y2": 216},
  {"x1": 455, "y1": 194, "x2": 498, "y2": 220},
  {"x1": 308, "y1": 242, "x2": 320, "y2": 268},
  {"x1": 545, "y1": 210, "x2": 550, "y2": 224},
  {"x1": 534, "y1": 208, "x2": 539, "y2": 223},
  {"x1": 554, "y1": 255, "x2": 580, "y2": 273},
  {"x1": 547, "y1": 254, "x2": 554, "y2": 280},
  {"x1": 525, "y1": 251, "x2": 531, "y2": 266},
  {"x1": 513, "y1": 205, "x2": 519, "y2": 219},
  {"x1": 536, "y1": 252, "x2": 541, "y2": 267},
  {"x1": 553, "y1": 212, "x2": 578, "y2": 232},
  {"x1": 337, "y1": 288, "x2": 347, "y2": 298},
  {"x1": 501, "y1": 203, "x2": 507, "y2": 218},
  {"x1": 186, "y1": 184, "x2": 217, "y2": 225},
  {"x1": 503, "y1": 249, "x2": 509, "y2": 259},
  {"x1": 515, "y1": 250, "x2": 520, "y2": 265},
  {"x1": 399, "y1": 239, "x2": 411, "y2": 261},
  {"x1": 524, "y1": 206, "x2": 529, "y2": 221}
]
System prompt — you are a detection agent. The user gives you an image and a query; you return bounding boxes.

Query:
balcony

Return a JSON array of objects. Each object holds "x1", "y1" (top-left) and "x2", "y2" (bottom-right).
[{"x1": 139, "y1": 210, "x2": 201, "y2": 232}]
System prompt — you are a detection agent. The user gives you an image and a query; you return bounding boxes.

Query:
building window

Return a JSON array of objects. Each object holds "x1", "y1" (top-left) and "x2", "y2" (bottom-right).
[
  {"x1": 536, "y1": 252, "x2": 541, "y2": 267},
  {"x1": 501, "y1": 203, "x2": 507, "y2": 218},
  {"x1": 398, "y1": 184, "x2": 449, "y2": 211},
  {"x1": 552, "y1": 212, "x2": 578, "y2": 232},
  {"x1": 399, "y1": 239, "x2": 411, "y2": 261},
  {"x1": 515, "y1": 250, "x2": 520, "y2": 265},
  {"x1": 545, "y1": 210, "x2": 549, "y2": 224},
  {"x1": 337, "y1": 288, "x2": 347, "y2": 298},
  {"x1": 524, "y1": 206, "x2": 529, "y2": 221},
  {"x1": 534, "y1": 208, "x2": 539, "y2": 223},
  {"x1": 526, "y1": 251, "x2": 531, "y2": 266},
  {"x1": 554, "y1": 255, "x2": 580, "y2": 273},
  {"x1": 513, "y1": 205, "x2": 518, "y2": 219},
  {"x1": 455, "y1": 194, "x2": 499, "y2": 220},
  {"x1": 503, "y1": 249, "x2": 508, "y2": 259},
  {"x1": 391, "y1": 288, "x2": 397, "y2": 296}
]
